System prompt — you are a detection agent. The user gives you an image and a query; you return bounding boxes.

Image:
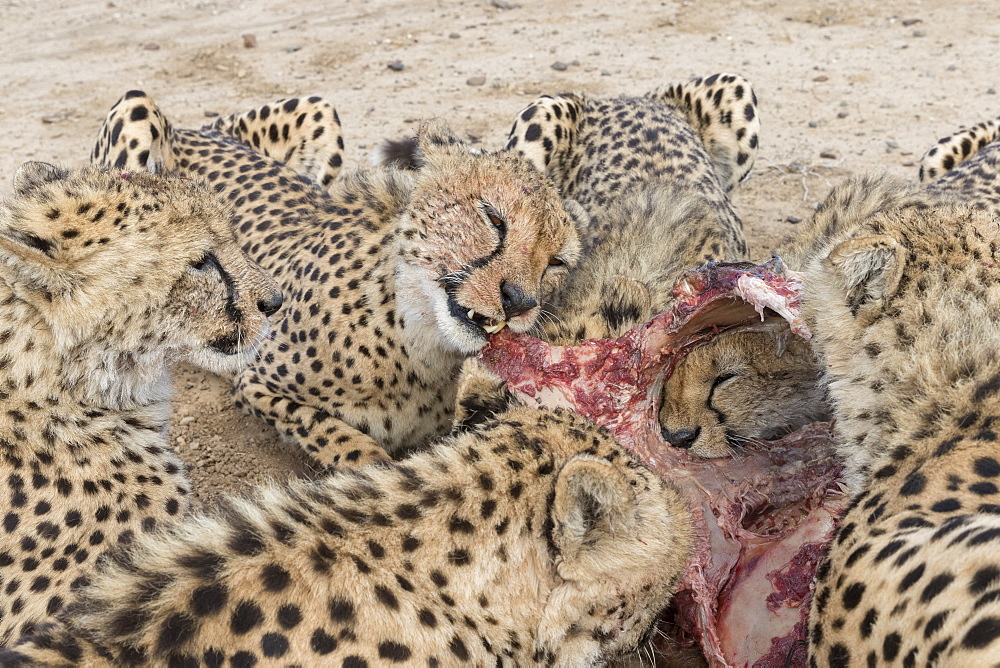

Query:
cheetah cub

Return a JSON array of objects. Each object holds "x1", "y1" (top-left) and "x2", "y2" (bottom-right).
[
  {"x1": 91, "y1": 92, "x2": 582, "y2": 470},
  {"x1": 1, "y1": 406, "x2": 691, "y2": 667},
  {"x1": 0, "y1": 163, "x2": 281, "y2": 645}
]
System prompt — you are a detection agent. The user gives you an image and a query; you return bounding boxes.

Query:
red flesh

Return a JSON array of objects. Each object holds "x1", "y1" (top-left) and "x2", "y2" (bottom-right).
[{"x1": 479, "y1": 259, "x2": 846, "y2": 667}]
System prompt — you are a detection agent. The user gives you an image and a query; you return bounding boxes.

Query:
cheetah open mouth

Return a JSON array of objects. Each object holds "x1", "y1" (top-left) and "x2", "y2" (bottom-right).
[
  {"x1": 479, "y1": 257, "x2": 846, "y2": 668},
  {"x1": 447, "y1": 296, "x2": 508, "y2": 336}
]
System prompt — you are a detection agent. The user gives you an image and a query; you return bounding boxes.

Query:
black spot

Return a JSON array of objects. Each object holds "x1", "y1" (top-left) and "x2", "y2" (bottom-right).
[
  {"x1": 310, "y1": 628, "x2": 337, "y2": 654},
  {"x1": 971, "y1": 566, "x2": 1000, "y2": 594},
  {"x1": 899, "y1": 472, "x2": 926, "y2": 496},
  {"x1": 157, "y1": 612, "x2": 197, "y2": 652},
  {"x1": 230, "y1": 600, "x2": 264, "y2": 635},
  {"x1": 842, "y1": 582, "x2": 865, "y2": 610},
  {"x1": 260, "y1": 563, "x2": 291, "y2": 592},
  {"x1": 190, "y1": 583, "x2": 228, "y2": 617},
  {"x1": 920, "y1": 573, "x2": 954, "y2": 602},
  {"x1": 378, "y1": 641, "x2": 412, "y2": 662},
  {"x1": 261, "y1": 632, "x2": 289, "y2": 658},
  {"x1": 329, "y1": 596, "x2": 355, "y2": 623},
  {"x1": 828, "y1": 643, "x2": 850, "y2": 668},
  {"x1": 883, "y1": 632, "x2": 902, "y2": 661},
  {"x1": 449, "y1": 635, "x2": 470, "y2": 661},
  {"x1": 962, "y1": 616, "x2": 1000, "y2": 649}
]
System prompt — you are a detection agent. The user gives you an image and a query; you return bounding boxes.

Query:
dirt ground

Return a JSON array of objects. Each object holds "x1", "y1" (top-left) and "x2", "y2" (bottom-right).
[{"x1": 1, "y1": 0, "x2": 999, "y2": 504}]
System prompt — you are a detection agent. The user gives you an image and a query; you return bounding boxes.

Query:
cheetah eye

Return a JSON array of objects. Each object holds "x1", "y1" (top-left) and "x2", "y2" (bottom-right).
[
  {"x1": 189, "y1": 253, "x2": 216, "y2": 272},
  {"x1": 487, "y1": 212, "x2": 504, "y2": 227},
  {"x1": 547, "y1": 256, "x2": 566, "y2": 267},
  {"x1": 710, "y1": 373, "x2": 740, "y2": 391}
]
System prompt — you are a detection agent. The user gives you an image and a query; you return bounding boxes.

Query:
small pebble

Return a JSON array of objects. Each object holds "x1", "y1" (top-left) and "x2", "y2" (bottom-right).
[
  {"x1": 912, "y1": 29, "x2": 926, "y2": 37},
  {"x1": 242, "y1": 33, "x2": 257, "y2": 48},
  {"x1": 946, "y1": 65, "x2": 957, "y2": 71},
  {"x1": 901, "y1": 18, "x2": 922, "y2": 26},
  {"x1": 387, "y1": 60, "x2": 405, "y2": 71},
  {"x1": 491, "y1": 0, "x2": 518, "y2": 8},
  {"x1": 449, "y1": 32, "x2": 461, "y2": 39},
  {"x1": 901, "y1": 161, "x2": 915, "y2": 167},
  {"x1": 812, "y1": 75, "x2": 828, "y2": 82},
  {"x1": 808, "y1": 120, "x2": 819, "y2": 128},
  {"x1": 179, "y1": 416, "x2": 195, "y2": 425},
  {"x1": 989, "y1": 88, "x2": 997, "y2": 95},
  {"x1": 143, "y1": 43, "x2": 160, "y2": 51},
  {"x1": 283, "y1": 45, "x2": 301, "y2": 52},
  {"x1": 786, "y1": 216, "x2": 803, "y2": 224},
  {"x1": 466, "y1": 76, "x2": 486, "y2": 86},
  {"x1": 601, "y1": 69, "x2": 611, "y2": 76},
  {"x1": 204, "y1": 110, "x2": 220, "y2": 118},
  {"x1": 837, "y1": 111, "x2": 849, "y2": 119},
  {"x1": 820, "y1": 151, "x2": 837, "y2": 159},
  {"x1": 886, "y1": 140, "x2": 900, "y2": 150},
  {"x1": 551, "y1": 61, "x2": 568, "y2": 71}
]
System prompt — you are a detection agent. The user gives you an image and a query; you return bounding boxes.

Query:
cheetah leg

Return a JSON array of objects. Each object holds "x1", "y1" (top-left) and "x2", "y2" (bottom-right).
[
  {"x1": 650, "y1": 73, "x2": 761, "y2": 193},
  {"x1": 504, "y1": 94, "x2": 585, "y2": 193},
  {"x1": 452, "y1": 358, "x2": 520, "y2": 433},
  {"x1": 91, "y1": 90, "x2": 173, "y2": 173},
  {"x1": 919, "y1": 115, "x2": 1000, "y2": 183},
  {"x1": 233, "y1": 368, "x2": 391, "y2": 471},
  {"x1": 205, "y1": 97, "x2": 345, "y2": 188}
]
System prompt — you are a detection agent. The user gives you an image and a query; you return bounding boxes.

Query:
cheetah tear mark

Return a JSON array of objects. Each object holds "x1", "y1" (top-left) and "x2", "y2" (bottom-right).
[{"x1": 480, "y1": 257, "x2": 846, "y2": 667}]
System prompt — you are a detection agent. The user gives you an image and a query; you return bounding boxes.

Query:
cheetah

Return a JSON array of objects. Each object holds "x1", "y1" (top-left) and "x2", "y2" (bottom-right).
[
  {"x1": 920, "y1": 112, "x2": 1000, "y2": 215},
  {"x1": 452, "y1": 74, "x2": 827, "y2": 456},
  {"x1": 790, "y1": 171, "x2": 1000, "y2": 665},
  {"x1": 659, "y1": 109, "x2": 1000, "y2": 459},
  {"x1": 0, "y1": 162, "x2": 281, "y2": 644},
  {"x1": 91, "y1": 91, "x2": 582, "y2": 470},
  {"x1": 0, "y1": 405, "x2": 692, "y2": 667}
]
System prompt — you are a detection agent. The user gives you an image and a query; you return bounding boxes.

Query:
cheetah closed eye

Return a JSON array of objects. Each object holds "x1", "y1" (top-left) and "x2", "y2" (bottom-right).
[{"x1": 90, "y1": 91, "x2": 582, "y2": 471}]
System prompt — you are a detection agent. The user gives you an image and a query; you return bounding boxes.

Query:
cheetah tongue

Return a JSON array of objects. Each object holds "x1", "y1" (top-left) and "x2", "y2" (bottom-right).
[{"x1": 480, "y1": 257, "x2": 846, "y2": 668}]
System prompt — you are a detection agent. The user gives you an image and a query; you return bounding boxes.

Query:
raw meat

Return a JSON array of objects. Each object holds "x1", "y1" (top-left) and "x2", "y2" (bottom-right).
[{"x1": 479, "y1": 258, "x2": 846, "y2": 667}]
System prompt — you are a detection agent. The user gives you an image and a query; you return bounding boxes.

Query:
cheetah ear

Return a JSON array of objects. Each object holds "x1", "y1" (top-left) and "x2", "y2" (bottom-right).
[
  {"x1": 651, "y1": 73, "x2": 760, "y2": 192},
  {"x1": 605, "y1": 276, "x2": 652, "y2": 329},
  {"x1": 551, "y1": 455, "x2": 637, "y2": 572},
  {"x1": 416, "y1": 119, "x2": 473, "y2": 161},
  {"x1": 826, "y1": 235, "x2": 905, "y2": 308},
  {"x1": 561, "y1": 198, "x2": 590, "y2": 236},
  {"x1": 12, "y1": 162, "x2": 68, "y2": 196}
]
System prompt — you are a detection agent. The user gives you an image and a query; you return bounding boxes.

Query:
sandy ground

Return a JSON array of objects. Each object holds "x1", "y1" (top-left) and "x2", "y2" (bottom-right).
[{"x1": 1, "y1": 0, "x2": 999, "y2": 506}]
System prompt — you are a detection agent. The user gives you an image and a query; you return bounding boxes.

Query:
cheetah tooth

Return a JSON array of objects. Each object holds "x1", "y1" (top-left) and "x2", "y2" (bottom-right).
[
  {"x1": 483, "y1": 321, "x2": 507, "y2": 334},
  {"x1": 468, "y1": 309, "x2": 476, "y2": 320}
]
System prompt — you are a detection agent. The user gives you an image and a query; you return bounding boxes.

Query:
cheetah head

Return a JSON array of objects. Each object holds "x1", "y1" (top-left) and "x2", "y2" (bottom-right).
[
  {"x1": 536, "y1": 450, "x2": 692, "y2": 665},
  {"x1": 0, "y1": 163, "x2": 282, "y2": 392},
  {"x1": 397, "y1": 120, "x2": 583, "y2": 354}
]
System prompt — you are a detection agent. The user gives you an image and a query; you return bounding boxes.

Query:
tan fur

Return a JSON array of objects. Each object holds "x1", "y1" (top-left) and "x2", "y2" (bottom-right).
[
  {"x1": 1, "y1": 406, "x2": 691, "y2": 667},
  {"x1": 0, "y1": 163, "x2": 280, "y2": 644},
  {"x1": 919, "y1": 114, "x2": 1000, "y2": 184},
  {"x1": 90, "y1": 92, "x2": 581, "y2": 471},
  {"x1": 458, "y1": 75, "x2": 826, "y2": 457},
  {"x1": 800, "y1": 175, "x2": 1000, "y2": 664}
]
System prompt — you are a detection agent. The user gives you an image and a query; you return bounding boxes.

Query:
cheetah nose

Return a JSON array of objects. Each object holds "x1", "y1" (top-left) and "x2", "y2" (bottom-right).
[
  {"x1": 662, "y1": 426, "x2": 701, "y2": 449},
  {"x1": 500, "y1": 281, "x2": 537, "y2": 319},
  {"x1": 258, "y1": 290, "x2": 284, "y2": 317}
]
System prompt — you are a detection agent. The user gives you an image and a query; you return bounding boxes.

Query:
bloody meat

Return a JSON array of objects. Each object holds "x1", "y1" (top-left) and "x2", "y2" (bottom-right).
[{"x1": 479, "y1": 258, "x2": 846, "y2": 667}]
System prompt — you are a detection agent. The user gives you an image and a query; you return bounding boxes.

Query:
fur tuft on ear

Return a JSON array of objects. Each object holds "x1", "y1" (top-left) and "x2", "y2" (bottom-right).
[
  {"x1": 826, "y1": 235, "x2": 904, "y2": 309},
  {"x1": 12, "y1": 162, "x2": 68, "y2": 196},
  {"x1": 551, "y1": 455, "x2": 637, "y2": 570}
]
